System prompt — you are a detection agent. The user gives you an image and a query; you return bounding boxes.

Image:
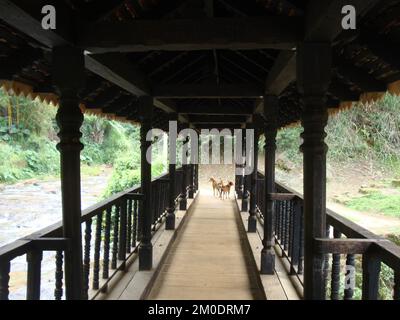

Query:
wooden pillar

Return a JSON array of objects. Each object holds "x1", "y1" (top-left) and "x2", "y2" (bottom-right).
[
  {"x1": 138, "y1": 96, "x2": 154, "y2": 270},
  {"x1": 248, "y1": 124, "x2": 259, "y2": 233},
  {"x1": 53, "y1": 46, "x2": 85, "y2": 300},
  {"x1": 179, "y1": 133, "x2": 189, "y2": 210},
  {"x1": 241, "y1": 127, "x2": 249, "y2": 212},
  {"x1": 260, "y1": 95, "x2": 278, "y2": 274},
  {"x1": 166, "y1": 114, "x2": 177, "y2": 230},
  {"x1": 297, "y1": 42, "x2": 331, "y2": 299},
  {"x1": 188, "y1": 163, "x2": 194, "y2": 199}
]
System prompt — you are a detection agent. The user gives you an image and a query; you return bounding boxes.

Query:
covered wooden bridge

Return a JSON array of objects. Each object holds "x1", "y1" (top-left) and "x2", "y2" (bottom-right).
[{"x1": 0, "y1": 0, "x2": 400, "y2": 300}]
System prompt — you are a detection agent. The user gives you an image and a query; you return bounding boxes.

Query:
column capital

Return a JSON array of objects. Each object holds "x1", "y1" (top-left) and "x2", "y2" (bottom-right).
[
  {"x1": 297, "y1": 42, "x2": 332, "y2": 96},
  {"x1": 137, "y1": 96, "x2": 154, "y2": 122}
]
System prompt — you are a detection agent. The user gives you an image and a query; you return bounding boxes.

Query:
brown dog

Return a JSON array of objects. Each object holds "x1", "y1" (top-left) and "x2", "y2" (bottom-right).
[
  {"x1": 220, "y1": 181, "x2": 234, "y2": 199},
  {"x1": 209, "y1": 177, "x2": 223, "y2": 197}
]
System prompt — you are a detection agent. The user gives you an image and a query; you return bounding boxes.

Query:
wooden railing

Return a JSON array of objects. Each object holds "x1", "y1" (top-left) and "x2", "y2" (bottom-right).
[
  {"x1": 0, "y1": 170, "x2": 184, "y2": 300},
  {"x1": 255, "y1": 171, "x2": 400, "y2": 300}
]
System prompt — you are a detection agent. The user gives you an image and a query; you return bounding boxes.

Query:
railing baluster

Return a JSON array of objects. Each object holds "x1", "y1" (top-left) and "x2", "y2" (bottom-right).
[
  {"x1": 127, "y1": 199, "x2": 132, "y2": 254},
  {"x1": 277, "y1": 201, "x2": 282, "y2": 242},
  {"x1": 324, "y1": 225, "x2": 331, "y2": 299},
  {"x1": 83, "y1": 219, "x2": 92, "y2": 299},
  {"x1": 288, "y1": 200, "x2": 294, "y2": 258},
  {"x1": 298, "y1": 207, "x2": 304, "y2": 275},
  {"x1": 330, "y1": 229, "x2": 342, "y2": 300},
  {"x1": 93, "y1": 212, "x2": 102, "y2": 290},
  {"x1": 290, "y1": 198, "x2": 301, "y2": 274},
  {"x1": 344, "y1": 254, "x2": 355, "y2": 300},
  {"x1": 118, "y1": 199, "x2": 127, "y2": 267},
  {"x1": 111, "y1": 205, "x2": 120, "y2": 270},
  {"x1": 26, "y1": 250, "x2": 43, "y2": 300},
  {"x1": 362, "y1": 252, "x2": 381, "y2": 300},
  {"x1": 54, "y1": 251, "x2": 63, "y2": 300},
  {"x1": 0, "y1": 260, "x2": 11, "y2": 300},
  {"x1": 132, "y1": 200, "x2": 138, "y2": 248},
  {"x1": 102, "y1": 207, "x2": 112, "y2": 279},
  {"x1": 284, "y1": 201, "x2": 290, "y2": 251}
]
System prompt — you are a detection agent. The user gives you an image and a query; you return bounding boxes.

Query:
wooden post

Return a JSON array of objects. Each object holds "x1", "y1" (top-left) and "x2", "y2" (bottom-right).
[
  {"x1": 260, "y1": 95, "x2": 278, "y2": 274},
  {"x1": 248, "y1": 124, "x2": 259, "y2": 233},
  {"x1": 297, "y1": 42, "x2": 331, "y2": 300},
  {"x1": 362, "y1": 252, "x2": 381, "y2": 300},
  {"x1": 179, "y1": 134, "x2": 189, "y2": 211},
  {"x1": 188, "y1": 163, "x2": 194, "y2": 199},
  {"x1": 138, "y1": 96, "x2": 154, "y2": 271},
  {"x1": 241, "y1": 127, "x2": 249, "y2": 212},
  {"x1": 166, "y1": 114, "x2": 177, "y2": 230},
  {"x1": 53, "y1": 46, "x2": 85, "y2": 300}
]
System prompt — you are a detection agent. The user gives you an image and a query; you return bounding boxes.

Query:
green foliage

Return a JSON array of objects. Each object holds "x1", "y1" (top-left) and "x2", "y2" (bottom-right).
[
  {"x1": 276, "y1": 93, "x2": 400, "y2": 175},
  {"x1": 276, "y1": 126, "x2": 303, "y2": 163},
  {"x1": 0, "y1": 88, "x2": 143, "y2": 184},
  {"x1": 103, "y1": 140, "x2": 168, "y2": 197}
]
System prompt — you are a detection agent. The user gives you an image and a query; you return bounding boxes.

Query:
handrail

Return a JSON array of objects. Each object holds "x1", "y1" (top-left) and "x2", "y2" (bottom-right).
[
  {"x1": 254, "y1": 170, "x2": 400, "y2": 300},
  {"x1": 275, "y1": 180, "x2": 400, "y2": 272},
  {"x1": 0, "y1": 169, "x2": 186, "y2": 300}
]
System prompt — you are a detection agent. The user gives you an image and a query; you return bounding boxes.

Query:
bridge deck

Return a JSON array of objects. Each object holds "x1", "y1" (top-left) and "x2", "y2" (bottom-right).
[
  {"x1": 102, "y1": 193, "x2": 299, "y2": 300},
  {"x1": 147, "y1": 195, "x2": 265, "y2": 300}
]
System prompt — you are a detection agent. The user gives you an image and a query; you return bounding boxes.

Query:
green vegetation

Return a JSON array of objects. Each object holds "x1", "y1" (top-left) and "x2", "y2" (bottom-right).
[
  {"x1": 0, "y1": 88, "x2": 167, "y2": 195},
  {"x1": 275, "y1": 93, "x2": 400, "y2": 178},
  {"x1": 345, "y1": 190, "x2": 400, "y2": 217}
]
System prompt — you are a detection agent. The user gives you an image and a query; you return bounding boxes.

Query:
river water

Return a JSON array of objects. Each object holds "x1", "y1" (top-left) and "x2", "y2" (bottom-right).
[{"x1": 0, "y1": 169, "x2": 111, "y2": 300}]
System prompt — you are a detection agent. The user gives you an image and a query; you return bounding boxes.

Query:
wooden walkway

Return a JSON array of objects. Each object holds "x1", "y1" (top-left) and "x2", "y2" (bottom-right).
[{"x1": 147, "y1": 195, "x2": 266, "y2": 300}]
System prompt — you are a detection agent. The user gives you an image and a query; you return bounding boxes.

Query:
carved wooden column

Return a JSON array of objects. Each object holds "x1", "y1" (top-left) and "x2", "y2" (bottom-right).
[
  {"x1": 297, "y1": 42, "x2": 331, "y2": 299},
  {"x1": 188, "y1": 162, "x2": 194, "y2": 199},
  {"x1": 138, "y1": 96, "x2": 154, "y2": 270},
  {"x1": 241, "y1": 127, "x2": 249, "y2": 212},
  {"x1": 53, "y1": 46, "x2": 85, "y2": 300},
  {"x1": 260, "y1": 95, "x2": 278, "y2": 274},
  {"x1": 179, "y1": 133, "x2": 189, "y2": 211},
  {"x1": 166, "y1": 114, "x2": 177, "y2": 230},
  {"x1": 248, "y1": 123, "x2": 259, "y2": 233}
]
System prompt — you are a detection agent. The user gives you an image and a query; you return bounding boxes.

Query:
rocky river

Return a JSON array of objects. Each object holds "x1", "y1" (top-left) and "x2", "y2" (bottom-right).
[{"x1": 0, "y1": 169, "x2": 111, "y2": 300}]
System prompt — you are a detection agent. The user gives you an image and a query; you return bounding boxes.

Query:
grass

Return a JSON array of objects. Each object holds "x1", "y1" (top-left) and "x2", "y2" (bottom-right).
[{"x1": 345, "y1": 191, "x2": 400, "y2": 217}]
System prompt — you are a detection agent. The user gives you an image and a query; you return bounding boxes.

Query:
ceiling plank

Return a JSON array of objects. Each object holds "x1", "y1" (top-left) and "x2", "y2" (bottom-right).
[
  {"x1": 189, "y1": 114, "x2": 247, "y2": 123},
  {"x1": 0, "y1": 1, "x2": 185, "y2": 121},
  {"x1": 178, "y1": 104, "x2": 251, "y2": 115},
  {"x1": 153, "y1": 83, "x2": 263, "y2": 99},
  {"x1": 79, "y1": 17, "x2": 303, "y2": 53}
]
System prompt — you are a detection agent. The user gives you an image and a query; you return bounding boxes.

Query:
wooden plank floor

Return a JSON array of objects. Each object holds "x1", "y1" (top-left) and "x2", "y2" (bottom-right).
[{"x1": 147, "y1": 195, "x2": 266, "y2": 300}]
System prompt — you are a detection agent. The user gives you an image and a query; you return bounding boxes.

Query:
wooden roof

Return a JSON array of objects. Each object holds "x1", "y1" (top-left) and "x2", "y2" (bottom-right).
[{"x1": 0, "y1": 0, "x2": 400, "y2": 130}]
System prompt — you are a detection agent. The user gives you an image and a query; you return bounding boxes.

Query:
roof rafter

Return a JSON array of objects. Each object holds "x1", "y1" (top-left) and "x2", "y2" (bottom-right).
[{"x1": 79, "y1": 17, "x2": 304, "y2": 53}]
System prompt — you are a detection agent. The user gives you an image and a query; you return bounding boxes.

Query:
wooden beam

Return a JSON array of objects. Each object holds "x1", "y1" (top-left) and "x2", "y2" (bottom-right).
[
  {"x1": 85, "y1": 54, "x2": 150, "y2": 97},
  {"x1": 0, "y1": 1, "x2": 187, "y2": 122},
  {"x1": 254, "y1": 50, "x2": 297, "y2": 114},
  {"x1": 79, "y1": 17, "x2": 303, "y2": 53},
  {"x1": 189, "y1": 114, "x2": 247, "y2": 123},
  {"x1": 153, "y1": 83, "x2": 264, "y2": 98},
  {"x1": 306, "y1": 0, "x2": 381, "y2": 42},
  {"x1": 194, "y1": 123, "x2": 243, "y2": 130},
  {"x1": 0, "y1": 0, "x2": 74, "y2": 48},
  {"x1": 265, "y1": 51, "x2": 296, "y2": 95},
  {"x1": 178, "y1": 104, "x2": 251, "y2": 115},
  {"x1": 85, "y1": 54, "x2": 189, "y2": 123},
  {"x1": 314, "y1": 238, "x2": 390, "y2": 254}
]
